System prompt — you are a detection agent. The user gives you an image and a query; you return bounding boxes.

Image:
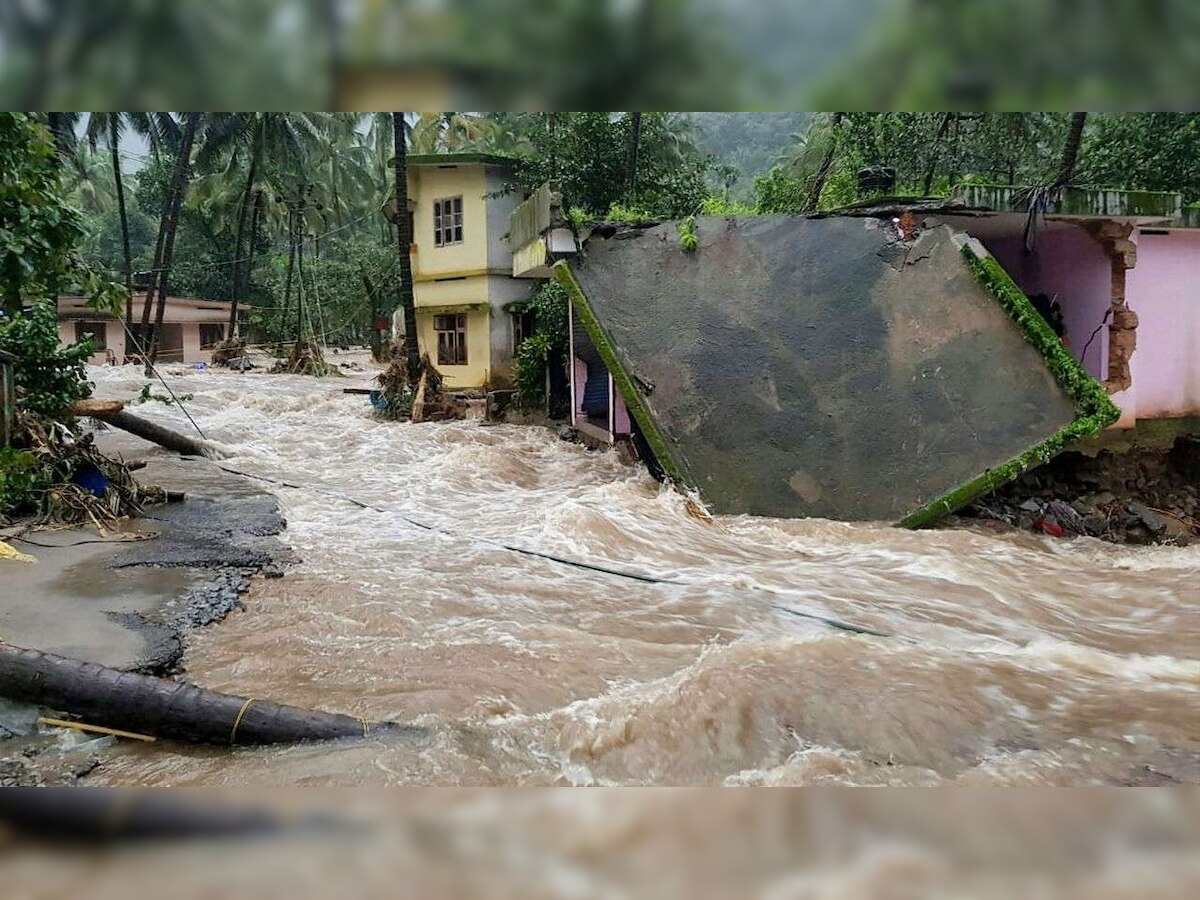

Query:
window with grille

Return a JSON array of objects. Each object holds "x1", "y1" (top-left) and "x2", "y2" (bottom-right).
[
  {"x1": 433, "y1": 196, "x2": 464, "y2": 246},
  {"x1": 434, "y1": 314, "x2": 468, "y2": 365},
  {"x1": 74, "y1": 322, "x2": 107, "y2": 352},
  {"x1": 512, "y1": 311, "x2": 535, "y2": 352}
]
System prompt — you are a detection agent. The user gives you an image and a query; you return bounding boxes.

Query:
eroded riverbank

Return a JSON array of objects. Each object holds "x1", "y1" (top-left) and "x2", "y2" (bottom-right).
[{"x1": 63, "y1": 364, "x2": 1200, "y2": 785}]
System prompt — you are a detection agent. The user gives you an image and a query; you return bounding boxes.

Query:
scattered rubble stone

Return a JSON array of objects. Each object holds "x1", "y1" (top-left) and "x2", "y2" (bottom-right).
[
  {"x1": 963, "y1": 441, "x2": 1200, "y2": 546},
  {"x1": 0, "y1": 757, "x2": 40, "y2": 786}
]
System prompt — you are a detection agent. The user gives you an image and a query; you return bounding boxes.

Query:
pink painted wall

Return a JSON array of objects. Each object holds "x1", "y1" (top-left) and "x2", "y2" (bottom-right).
[
  {"x1": 572, "y1": 356, "x2": 588, "y2": 424},
  {"x1": 983, "y1": 225, "x2": 1112, "y2": 380},
  {"x1": 614, "y1": 392, "x2": 631, "y2": 435},
  {"x1": 1126, "y1": 229, "x2": 1200, "y2": 419}
]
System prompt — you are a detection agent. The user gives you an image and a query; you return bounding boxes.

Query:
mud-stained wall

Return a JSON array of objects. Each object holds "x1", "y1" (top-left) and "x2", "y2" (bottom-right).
[{"x1": 569, "y1": 216, "x2": 1080, "y2": 521}]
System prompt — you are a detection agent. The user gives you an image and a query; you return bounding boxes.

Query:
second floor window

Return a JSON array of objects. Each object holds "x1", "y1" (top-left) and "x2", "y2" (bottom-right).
[{"x1": 434, "y1": 196, "x2": 463, "y2": 246}]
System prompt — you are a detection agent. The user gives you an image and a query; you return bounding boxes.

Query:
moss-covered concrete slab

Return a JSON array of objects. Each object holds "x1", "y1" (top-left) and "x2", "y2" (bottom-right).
[{"x1": 558, "y1": 215, "x2": 1118, "y2": 523}]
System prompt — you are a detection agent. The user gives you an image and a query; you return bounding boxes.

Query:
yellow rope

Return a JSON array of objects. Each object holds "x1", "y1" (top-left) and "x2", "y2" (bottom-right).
[
  {"x1": 229, "y1": 697, "x2": 255, "y2": 745},
  {"x1": 37, "y1": 716, "x2": 156, "y2": 743}
]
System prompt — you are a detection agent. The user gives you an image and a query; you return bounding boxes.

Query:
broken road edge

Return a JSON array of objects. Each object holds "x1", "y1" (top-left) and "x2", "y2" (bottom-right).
[{"x1": 553, "y1": 237, "x2": 1121, "y2": 529}]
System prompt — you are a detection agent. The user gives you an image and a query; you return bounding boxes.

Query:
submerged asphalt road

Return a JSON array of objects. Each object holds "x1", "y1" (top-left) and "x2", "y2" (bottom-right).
[{"x1": 2, "y1": 446, "x2": 290, "y2": 674}]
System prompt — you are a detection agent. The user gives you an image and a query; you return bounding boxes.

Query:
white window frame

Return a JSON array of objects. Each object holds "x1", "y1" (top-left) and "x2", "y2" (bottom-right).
[
  {"x1": 434, "y1": 313, "x2": 468, "y2": 365},
  {"x1": 433, "y1": 196, "x2": 464, "y2": 247}
]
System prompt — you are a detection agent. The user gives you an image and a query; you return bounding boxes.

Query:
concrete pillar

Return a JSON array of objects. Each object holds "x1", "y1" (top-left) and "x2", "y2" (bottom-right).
[{"x1": 182, "y1": 324, "x2": 202, "y2": 363}]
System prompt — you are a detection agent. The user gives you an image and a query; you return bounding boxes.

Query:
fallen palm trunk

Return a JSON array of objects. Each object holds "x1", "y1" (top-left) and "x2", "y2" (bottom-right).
[
  {"x1": 0, "y1": 644, "x2": 404, "y2": 746},
  {"x1": 77, "y1": 401, "x2": 219, "y2": 458}
]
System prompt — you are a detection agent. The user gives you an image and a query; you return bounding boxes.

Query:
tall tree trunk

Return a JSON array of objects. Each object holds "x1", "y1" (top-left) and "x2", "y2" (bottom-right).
[
  {"x1": 362, "y1": 272, "x2": 381, "y2": 361},
  {"x1": 627, "y1": 111, "x2": 642, "y2": 197},
  {"x1": 147, "y1": 112, "x2": 200, "y2": 374},
  {"x1": 139, "y1": 187, "x2": 169, "y2": 335},
  {"x1": 804, "y1": 112, "x2": 844, "y2": 213},
  {"x1": 1056, "y1": 112, "x2": 1088, "y2": 186},
  {"x1": 392, "y1": 112, "x2": 420, "y2": 380},
  {"x1": 296, "y1": 185, "x2": 307, "y2": 340},
  {"x1": 108, "y1": 115, "x2": 134, "y2": 330},
  {"x1": 238, "y1": 189, "x2": 264, "y2": 339},
  {"x1": 281, "y1": 209, "x2": 297, "y2": 345},
  {"x1": 921, "y1": 112, "x2": 955, "y2": 197},
  {"x1": 228, "y1": 153, "x2": 259, "y2": 333}
]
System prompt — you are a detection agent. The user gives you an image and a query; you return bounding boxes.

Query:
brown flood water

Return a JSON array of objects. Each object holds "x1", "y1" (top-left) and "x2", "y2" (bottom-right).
[{"x1": 88, "y1": 367, "x2": 1200, "y2": 786}]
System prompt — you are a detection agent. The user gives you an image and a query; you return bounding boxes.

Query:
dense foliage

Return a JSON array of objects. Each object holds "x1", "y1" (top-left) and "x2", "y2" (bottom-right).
[
  {"x1": 510, "y1": 280, "x2": 570, "y2": 409},
  {"x1": 499, "y1": 112, "x2": 714, "y2": 219},
  {"x1": 0, "y1": 113, "x2": 121, "y2": 420},
  {"x1": 0, "y1": 301, "x2": 95, "y2": 418},
  {"x1": 689, "y1": 113, "x2": 813, "y2": 202},
  {"x1": 51, "y1": 109, "x2": 1200, "y2": 372},
  {"x1": 746, "y1": 113, "x2": 1144, "y2": 213},
  {"x1": 0, "y1": 112, "x2": 82, "y2": 314},
  {"x1": 1077, "y1": 114, "x2": 1200, "y2": 203},
  {"x1": 0, "y1": 113, "x2": 126, "y2": 516}
]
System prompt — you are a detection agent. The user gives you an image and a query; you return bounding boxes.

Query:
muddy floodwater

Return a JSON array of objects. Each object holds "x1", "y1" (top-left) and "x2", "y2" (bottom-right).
[{"x1": 85, "y1": 366, "x2": 1199, "y2": 786}]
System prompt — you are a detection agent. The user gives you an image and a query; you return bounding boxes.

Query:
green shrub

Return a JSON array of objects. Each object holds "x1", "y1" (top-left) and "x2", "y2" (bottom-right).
[
  {"x1": 0, "y1": 446, "x2": 53, "y2": 517},
  {"x1": 509, "y1": 279, "x2": 571, "y2": 412},
  {"x1": 514, "y1": 332, "x2": 551, "y2": 406},
  {"x1": 0, "y1": 301, "x2": 94, "y2": 419},
  {"x1": 604, "y1": 202, "x2": 658, "y2": 224},
  {"x1": 677, "y1": 216, "x2": 699, "y2": 252},
  {"x1": 700, "y1": 196, "x2": 756, "y2": 216}
]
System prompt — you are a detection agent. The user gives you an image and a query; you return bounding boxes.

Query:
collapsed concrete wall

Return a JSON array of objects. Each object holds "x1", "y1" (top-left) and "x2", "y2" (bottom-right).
[{"x1": 557, "y1": 215, "x2": 1118, "y2": 524}]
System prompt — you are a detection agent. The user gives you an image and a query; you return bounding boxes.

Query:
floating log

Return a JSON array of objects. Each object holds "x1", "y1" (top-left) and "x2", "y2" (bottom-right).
[
  {"x1": 342, "y1": 387, "x2": 375, "y2": 395},
  {"x1": 0, "y1": 644, "x2": 407, "y2": 746},
  {"x1": 86, "y1": 408, "x2": 219, "y2": 458},
  {"x1": 72, "y1": 398, "x2": 126, "y2": 417},
  {"x1": 0, "y1": 790, "x2": 297, "y2": 840}
]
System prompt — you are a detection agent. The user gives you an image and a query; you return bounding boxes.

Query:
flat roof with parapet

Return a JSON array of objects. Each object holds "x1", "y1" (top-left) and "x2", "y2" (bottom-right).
[
  {"x1": 406, "y1": 152, "x2": 518, "y2": 168},
  {"x1": 57, "y1": 296, "x2": 231, "y2": 321}
]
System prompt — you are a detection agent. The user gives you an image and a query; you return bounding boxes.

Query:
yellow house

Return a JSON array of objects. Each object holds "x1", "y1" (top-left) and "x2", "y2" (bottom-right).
[{"x1": 399, "y1": 153, "x2": 530, "y2": 389}]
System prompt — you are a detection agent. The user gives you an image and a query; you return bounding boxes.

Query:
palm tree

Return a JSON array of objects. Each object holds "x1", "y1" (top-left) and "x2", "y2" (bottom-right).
[
  {"x1": 1056, "y1": 112, "x2": 1088, "y2": 186},
  {"x1": 392, "y1": 112, "x2": 420, "y2": 380},
  {"x1": 84, "y1": 113, "x2": 174, "y2": 326},
  {"x1": 88, "y1": 114, "x2": 135, "y2": 312},
  {"x1": 627, "y1": 112, "x2": 642, "y2": 196},
  {"x1": 44, "y1": 112, "x2": 80, "y2": 161},
  {"x1": 196, "y1": 113, "x2": 331, "y2": 337},
  {"x1": 145, "y1": 112, "x2": 201, "y2": 372},
  {"x1": 61, "y1": 145, "x2": 116, "y2": 213},
  {"x1": 407, "y1": 112, "x2": 495, "y2": 154}
]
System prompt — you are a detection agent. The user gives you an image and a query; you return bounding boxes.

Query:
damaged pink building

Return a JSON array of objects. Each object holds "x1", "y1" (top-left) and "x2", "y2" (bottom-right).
[{"x1": 943, "y1": 184, "x2": 1200, "y2": 431}]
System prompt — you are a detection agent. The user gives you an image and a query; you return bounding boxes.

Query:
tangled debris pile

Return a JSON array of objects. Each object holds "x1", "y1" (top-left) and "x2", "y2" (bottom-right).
[
  {"x1": 374, "y1": 354, "x2": 461, "y2": 422},
  {"x1": 209, "y1": 337, "x2": 247, "y2": 366},
  {"x1": 1, "y1": 411, "x2": 167, "y2": 530},
  {"x1": 965, "y1": 440, "x2": 1200, "y2": 545},
  {"x1": 271, "y1": 337, "x2": 341, "y2": 377}
]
